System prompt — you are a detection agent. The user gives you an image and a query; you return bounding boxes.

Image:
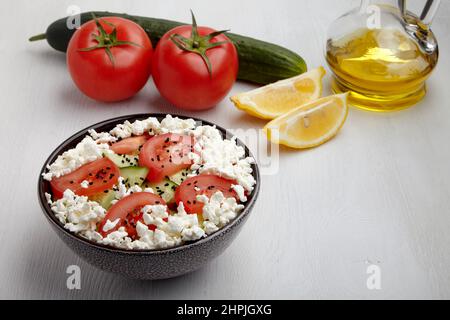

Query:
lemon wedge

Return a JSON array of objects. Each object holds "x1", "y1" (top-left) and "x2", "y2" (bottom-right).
[
  {"x1": 264, "y1": 93, "x2": 349, "y2": 149},
  {"x1": 231, "y1": 67, "x2": 326, "y2": 120}
]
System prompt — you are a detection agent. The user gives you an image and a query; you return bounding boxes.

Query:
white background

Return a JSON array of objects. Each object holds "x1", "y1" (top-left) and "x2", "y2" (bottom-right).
[{"x1": 0, "y1": 0, "x2": 449, "y2": 299}]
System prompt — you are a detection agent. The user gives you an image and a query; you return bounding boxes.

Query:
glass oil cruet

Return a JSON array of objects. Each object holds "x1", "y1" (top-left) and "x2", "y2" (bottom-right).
[{"x1": 325, "y1": 0, "x2": 441, "y2": 112}]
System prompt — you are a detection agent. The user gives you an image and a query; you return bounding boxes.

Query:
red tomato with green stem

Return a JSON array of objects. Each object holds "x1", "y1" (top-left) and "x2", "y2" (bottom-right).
[
  {"x1": 152, "y1": 12, "x2": 238, "y2": 110},
  {"x1": 67, "y1": 16, "x2": 153, "y2": 102}
]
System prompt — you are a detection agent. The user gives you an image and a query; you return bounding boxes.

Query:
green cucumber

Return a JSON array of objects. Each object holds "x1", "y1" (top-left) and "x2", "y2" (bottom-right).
[
  {"x1": 29, "y1": 11, "x2": 307, "y2": 84},
  {"x1": 143, "y1": 179, "x2": 177, "y2": 203},
  {"x1": 120, "y1": 166, "x2": 148, "y2": 188},
  {"x1": 89, "y1": 190, "x2": 116, "y2": 210},
  {"x1": 105, "y1": 153, "x2": 139, "y2": 168},
  {"x1": 168, "y1": 169, "x2": 191, "y2": 185}
]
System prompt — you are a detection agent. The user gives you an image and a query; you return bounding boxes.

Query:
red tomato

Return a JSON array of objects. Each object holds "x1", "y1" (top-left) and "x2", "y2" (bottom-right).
[
  {"x1": 174, "y1": 175, "x2": 239, "y2": 214},
  {"x1": 67, "y1": 17, "x2": 153, "y2": 102},
  {"x1": 139, "y1": 133, "x2": 195, "y2": 183},
  {"x1": 99, "y1": 192, "x2": 166, "y2": 239},
  {"x1": 50, "y1": 158, "x2": 120, "y2": 199},
  {"x1": 110, "y1": 135, "x2": 149, "y2": 155},
  {"x1": 152, "y1": 22, "x2": 238, "y2": 110}
]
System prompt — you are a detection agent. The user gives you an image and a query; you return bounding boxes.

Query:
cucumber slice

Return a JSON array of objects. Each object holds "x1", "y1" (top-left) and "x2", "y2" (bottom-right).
[
  {"x1": 144, "y1": 179, "x2": 177, "y2": 203},
  {"x1": 89, "y1": 190, "x2": 116, "y2": 210},
  {"x1": 105, "y1": 153, "x2": 139, "y2": 168},
  {"x1": 168, "y1": 169, "x2": 191, "y2": 185},
  {"x1": 120, "y1": 166, "x2": 149, "y2": 188}
]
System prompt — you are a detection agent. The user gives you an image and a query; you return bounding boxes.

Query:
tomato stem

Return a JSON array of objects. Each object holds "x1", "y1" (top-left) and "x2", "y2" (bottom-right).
[
  {"x1": 78, "y1": 13, "x2": 143, "y2": 66},
  {"x1": 169, "y1": 10, "x2": 230, "y2": 76}
]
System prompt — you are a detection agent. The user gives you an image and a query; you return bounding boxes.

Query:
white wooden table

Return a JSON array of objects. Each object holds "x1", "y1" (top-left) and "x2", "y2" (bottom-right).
[{"x1": 1, "y1": 0, "x2": 449, "y2": 299}]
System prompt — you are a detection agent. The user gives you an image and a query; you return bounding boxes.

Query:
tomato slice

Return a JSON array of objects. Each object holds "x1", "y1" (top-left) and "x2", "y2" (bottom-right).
[
  {"x1": 50, "y1": 158, "x2": 120, "y2": 199},
  {"x1": 110, "y1": 135, "x2": 149, "y2": 155},
  {"x1": 174, "y1": 175, "x2": 239, "y2": 214},
  {"x1": 139, "y1": 133, "x2": 195, "y2": 183},
  {"x1": 99, "y1": 192, "x2": 166, "y2": 239}
]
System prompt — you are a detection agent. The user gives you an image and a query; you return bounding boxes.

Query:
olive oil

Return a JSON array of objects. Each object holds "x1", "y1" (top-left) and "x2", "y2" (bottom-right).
[{"x1": 326, "y1": 28, "x2": 438, "y2": 112}]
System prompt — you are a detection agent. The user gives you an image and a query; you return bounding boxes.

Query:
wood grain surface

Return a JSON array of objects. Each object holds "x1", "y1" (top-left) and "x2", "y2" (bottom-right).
[{"x1": 0, "y1": 0, "x2": 449, "y2": 299}]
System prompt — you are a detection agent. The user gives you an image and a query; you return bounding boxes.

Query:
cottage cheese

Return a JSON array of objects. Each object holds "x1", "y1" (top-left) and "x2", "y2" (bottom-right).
[
  {"x1": 110, "y1": 117, "x2": 160, "y2": 139},
  {"x1": 46, "y1": 189, "x2": 105, "y2": 234},
  {"x1": 107, "y1": 115, "x2": 195, "y2": 139},
  {"x1": 88, "y1": 129, "x2": 118, "y2": 144},
  {"x1": 158, "y1": 115, "x2": 196, "y2": 134},
  {"x1": 231, "y1": 184, "x2": 247, "y2": 202},
  {"x1": 43, "y1": 136, "x2": 111, "y2": 181},
  {"x1": 198, "y1": 192, "x2": 245, "y2": 228},
  {"x1": 44, "y1": 115, "x2": 256, "y2": 250},
  {"x1": 114, "y1": 177, "x2": 154, "y2": 201},
  {"x1": 80, "y1": 180, "x2": 89, "y2": 189},
  {"x1": 102, "y1": 218, "x2": 120, "y2": 233},
  {"x1": 189, "y1": 126, "x2": 256, "y2": 192}
]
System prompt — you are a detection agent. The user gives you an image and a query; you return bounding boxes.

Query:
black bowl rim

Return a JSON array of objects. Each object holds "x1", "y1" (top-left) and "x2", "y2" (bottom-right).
[{"x1": 38, "y1": 113, "x2": 260, "y2": 256}]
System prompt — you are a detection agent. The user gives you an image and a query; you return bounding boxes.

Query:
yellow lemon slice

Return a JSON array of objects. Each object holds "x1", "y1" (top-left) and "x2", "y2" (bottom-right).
[
  {"x1": 264, "y1": 93, "x2": 349, "y2": 149},
  {"x1": 231, "y1": 67, "x2": 326, "y2": 120}
]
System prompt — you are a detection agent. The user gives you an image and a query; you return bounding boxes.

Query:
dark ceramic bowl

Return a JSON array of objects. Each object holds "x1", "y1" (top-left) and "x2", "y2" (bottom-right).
[{"x1": 38, "y1": 114, "x2": 260, "y2": 280}]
